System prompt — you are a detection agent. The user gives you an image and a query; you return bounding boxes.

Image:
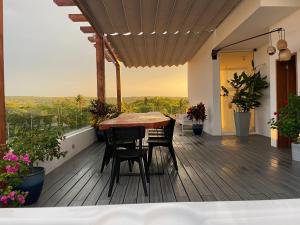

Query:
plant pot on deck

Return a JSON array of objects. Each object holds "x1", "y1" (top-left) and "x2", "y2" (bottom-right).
[
  {"x1": 234, "y1": 112, "x2": 251, "y2": 137},
  {"x1": 192, "y1": 124, "x2": 203, "y2": 136},
  {"x1": 292, "y1": 143, "x2": 300, "y2": 161},
  {"x1": 19, "y1": 166, "x2": 45, "y2": 205}
]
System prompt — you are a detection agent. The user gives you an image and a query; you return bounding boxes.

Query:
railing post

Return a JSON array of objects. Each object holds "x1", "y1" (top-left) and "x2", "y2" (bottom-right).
[
  {"x1": 95, "y1": 35, "x2": 105, "y2": 103},
  {"x1": 0, "y1": 0, "x2": 6, "y2": 151}
]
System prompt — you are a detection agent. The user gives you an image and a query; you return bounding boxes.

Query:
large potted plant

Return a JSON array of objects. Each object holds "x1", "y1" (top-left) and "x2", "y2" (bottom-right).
[
  {"x1": 269, "y1": 95, "x2": 300, "y2": 160},
  {"x1": 221, "y1": 70, "x2": 269, "y2": 136},
  {"x1": 0, "y1": 149, "x2": 30, "y2": 207},
  {"x1": 89, "y1": 100, "x2": 120, "y2": 141},
  {"x1": 187, "y1": 103, "x2": 207, "y2": 135},
  {"x1": 8, "y1": 127, "x2": 67, "y2": 204}
]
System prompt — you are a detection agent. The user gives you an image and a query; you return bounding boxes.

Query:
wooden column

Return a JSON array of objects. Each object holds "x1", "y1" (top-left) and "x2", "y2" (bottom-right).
[
  {"x1": 116, "y1": 65, "x2": 121, "y2": 112},
  {"x1": 0, "y1": 0, "x2": 6, "y2": 148},
  {"x1": 95, "y1": 35, "x2": 105, "y2": 103}
]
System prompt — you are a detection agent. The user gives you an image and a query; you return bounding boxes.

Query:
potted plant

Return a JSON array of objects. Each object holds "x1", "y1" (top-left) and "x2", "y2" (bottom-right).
[
  {"x1": 269, "y1": 95, "x2": 300, "y2": 161},
  {"x1": 8, "y1": 127, "x2": 67, "y2": 204},
  {"x1": 0, "y1": 149, "x2": 30, "y2": 207},
  {"x1": 89, "y1": 100, "x2": 120, "y2": 141},
  {"x1": 221, "y1": 70, "x2": 269, "y2": 136},
  {"x1": 187, "y1": 103, "x2": 207, "y2": 135}
]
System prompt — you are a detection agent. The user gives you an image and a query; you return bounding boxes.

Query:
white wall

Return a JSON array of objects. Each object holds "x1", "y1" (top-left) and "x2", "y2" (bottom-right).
[
  {"x1": 188, "y1": 39, "x2": 215, "y2": 134},
  {"x1": 188, "y1": 0, "x2": 262, "y2": 135},
  {"x1": 38, "y1": 126, "x2": 97, "y2": 174},
  {"x1": 254, "y1": 44, "x2": 271, "y2": 137}
]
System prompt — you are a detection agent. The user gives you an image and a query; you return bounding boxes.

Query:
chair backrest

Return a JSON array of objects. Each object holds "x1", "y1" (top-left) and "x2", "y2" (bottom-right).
[
  {"x1": 110, "y1": 126, "x2": 145, "y2": 150},
  {"x1": 164, "y1": 118, "x2": 176, "y2": 141}
]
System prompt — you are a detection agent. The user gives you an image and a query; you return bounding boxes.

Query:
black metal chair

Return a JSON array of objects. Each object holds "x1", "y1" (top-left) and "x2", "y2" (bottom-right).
[
  {"x1": 100, "y1": 129, "x2": 134, "y2": 173},
  {"x1": 147, "y1": 118, "x2": 178, "y2": 173},
  {"x1": 108, "y1": 126, "x2": 149, "y2": 197}
]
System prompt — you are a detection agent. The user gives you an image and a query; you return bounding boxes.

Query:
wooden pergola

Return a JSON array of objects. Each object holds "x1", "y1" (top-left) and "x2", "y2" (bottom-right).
[
  {"x1": 0, "y1": 0, "x2": 241, "y2": 148},
  {"x1": 0, "y1": 0, "x2": 5, "y2": 148},
  {"x1": 54, "y1": 0, "x2": 122, "y2": 111}
]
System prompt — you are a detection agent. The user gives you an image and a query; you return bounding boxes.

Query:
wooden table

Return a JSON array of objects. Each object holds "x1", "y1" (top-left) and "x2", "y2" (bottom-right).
[{"x1": 99, "y1": 112, "x2": 170, "y2": 130}]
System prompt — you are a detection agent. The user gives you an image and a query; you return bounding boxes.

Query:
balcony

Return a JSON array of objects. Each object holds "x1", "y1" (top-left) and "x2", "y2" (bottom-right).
[{"x1": 34, "y1": 127, "x2": 299, "y2": 207}]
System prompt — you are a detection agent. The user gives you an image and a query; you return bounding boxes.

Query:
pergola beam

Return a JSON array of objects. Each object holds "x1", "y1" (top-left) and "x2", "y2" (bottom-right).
[
  {"x1": 0, "y1": 0, "x2": 6, "y2": 148},
  {"x1": 95, "y1": 35, "x2": 105, "y2": 103},
  {"x1": 88, "y1": 36, "x2": 96, "y2": 43},
  {"x1": 116, "y1": 65, "x2": 121, "y2": 112},
  {"x1": 53, "y1": 0, "x2": 76, "y2": 6},
  {"x1": 80, "y1": 26, "x2": 95, "y2": 33},
  {"x1": 69, "y1": 14, "x2": 87, "y2": 22},
  {"x1": 104, "y1": 37, "x2": 119, "y2": 67}
]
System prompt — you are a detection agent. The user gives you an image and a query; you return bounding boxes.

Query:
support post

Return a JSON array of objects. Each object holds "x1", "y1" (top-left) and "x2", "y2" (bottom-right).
[
  {"x1": 0, "y1": 0, "x2": 6, "y2": 149},
  {"x1": 95, "y1": 35, "x2": 105, "y2": 103},
  {"x1": 116, "y1": 65, "x2": 121, "y2": 112}
]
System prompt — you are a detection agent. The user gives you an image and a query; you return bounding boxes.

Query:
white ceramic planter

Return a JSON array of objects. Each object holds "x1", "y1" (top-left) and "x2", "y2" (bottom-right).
[{"x1": 292, "y1": 143, "x2": 300, "y2": 161}]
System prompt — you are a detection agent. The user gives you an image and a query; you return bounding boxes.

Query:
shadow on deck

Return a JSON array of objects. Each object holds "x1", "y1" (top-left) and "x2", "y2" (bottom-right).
[{"x1": 35, "y1": 129, "x2": 300, "y2": 207}]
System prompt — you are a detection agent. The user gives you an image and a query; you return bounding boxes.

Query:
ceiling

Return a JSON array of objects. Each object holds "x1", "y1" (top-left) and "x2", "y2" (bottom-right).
[{"x1": 77, "y1": 0, "x2": 241, "y2": 67}]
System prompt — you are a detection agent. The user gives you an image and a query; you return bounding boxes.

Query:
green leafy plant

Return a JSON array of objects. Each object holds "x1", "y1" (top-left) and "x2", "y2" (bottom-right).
[
  {"x1": 89, "y1": 100, "x2": 120, "y2": 128},
  {"x1": 8, "y1": 127, "x2": 67, "y2": 165},
  {"x1": 221, "y1": 71, "x2": 269, "y2": 112},
  {"x1": 187, "y1": 103, "x2": 207, "y2": 123},
  {"x1": 269, "y1": 95, "x2": 300, "y2": 143}
]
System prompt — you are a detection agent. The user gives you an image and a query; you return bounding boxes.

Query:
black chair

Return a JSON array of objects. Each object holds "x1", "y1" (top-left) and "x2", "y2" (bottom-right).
[
  {"x1": 147, "y1": 118, "x2": 178, "y2": 172},
  {"x1": 108, "y1": 126, "x2": 149, "y2": 197},
  {"x1": 100, "y1": 129, "x2": 134, "y2": 173}
]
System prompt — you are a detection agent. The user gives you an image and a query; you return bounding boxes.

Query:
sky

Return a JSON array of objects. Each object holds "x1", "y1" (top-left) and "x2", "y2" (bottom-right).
[{"x1": 4, "y1": 0, "x2": 187, "y2": 97}]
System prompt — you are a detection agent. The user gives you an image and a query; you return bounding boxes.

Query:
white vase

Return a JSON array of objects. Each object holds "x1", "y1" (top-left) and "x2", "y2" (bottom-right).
[{"x1": 291, "y1": 143, "x2": 300, "y2": 161}]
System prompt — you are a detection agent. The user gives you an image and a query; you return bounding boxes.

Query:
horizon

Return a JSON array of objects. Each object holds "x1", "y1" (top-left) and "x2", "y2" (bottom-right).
[
  {"x1": 5, "y1": 95, "x2": 188, "y2": 98},
  {"x1": 4, "y1": 0, "x2": 188, "y2": 98}
]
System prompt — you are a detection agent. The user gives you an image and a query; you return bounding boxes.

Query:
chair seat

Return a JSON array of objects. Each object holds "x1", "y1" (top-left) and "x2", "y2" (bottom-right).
[{"x1": 115, "y1": 145, "x2": 148, "y2": 158}]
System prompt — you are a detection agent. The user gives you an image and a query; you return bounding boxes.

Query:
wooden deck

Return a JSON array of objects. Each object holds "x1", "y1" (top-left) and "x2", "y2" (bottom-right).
[{"x1": 35, "y1": 129, "x2": 300, "y2": 207}]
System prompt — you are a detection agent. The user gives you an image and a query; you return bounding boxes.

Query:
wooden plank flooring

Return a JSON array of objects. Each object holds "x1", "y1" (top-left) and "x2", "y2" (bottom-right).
[{"x1": 35, "y1": 129, "x2": 300, "y2": 207}]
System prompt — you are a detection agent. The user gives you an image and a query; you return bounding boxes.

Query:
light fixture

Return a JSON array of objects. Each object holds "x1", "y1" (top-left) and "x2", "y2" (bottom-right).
[
  {"x1": 279, "y1": 48, "x2": 292, "y2": 61},
  {"x1": 267, "y1": 33, "x2": 276, "y2": 55},
  {"x1": 276, "y1": 29, "x2": 292, "y2": 61}
]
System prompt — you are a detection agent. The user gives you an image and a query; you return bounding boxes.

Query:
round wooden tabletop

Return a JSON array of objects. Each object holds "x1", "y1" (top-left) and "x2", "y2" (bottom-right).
[{"x1": 99, "y1": 112, "x2": 170, "y2": 130}]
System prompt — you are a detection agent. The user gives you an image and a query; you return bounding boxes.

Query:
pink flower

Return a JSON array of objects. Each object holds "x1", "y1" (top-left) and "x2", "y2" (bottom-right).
[
  {"x1": 17, "y1": 195, "x2": 26, "y2": 205},
  {"x1": 8, "y1": 191, "x2": 16, "y2": 201},
  {"x1": 5, "y1": 163, "x2": 20, "y2": 174},
  {"x1": 3, "y1": 150, "x2": 19, "y2": 161},
  {"x1": 0, "y1": 195, "x2": 8, "y2": 205},
  {"x1": 20, "y1": 154, "x2": 31, "y2": 165}
]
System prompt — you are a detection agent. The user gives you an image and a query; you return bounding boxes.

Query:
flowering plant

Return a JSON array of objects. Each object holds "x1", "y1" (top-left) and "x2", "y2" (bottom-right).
[
  {"x1": 187, "y1": 103, "x2": 207, "y2": 123},
  {"x1": 269, "y1": 95, "x2": 300, "y2": 143},
  {"x1": 0, "y1": 149, "x2": 30, "y2": 207}
]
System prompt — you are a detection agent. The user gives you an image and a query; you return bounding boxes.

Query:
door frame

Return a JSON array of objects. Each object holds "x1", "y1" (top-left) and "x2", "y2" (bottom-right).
[{"x1": 276, "y1": 53, "x2": 298, "y2": 148}]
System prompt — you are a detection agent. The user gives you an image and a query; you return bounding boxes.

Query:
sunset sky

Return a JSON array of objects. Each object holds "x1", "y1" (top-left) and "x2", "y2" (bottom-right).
[{"x1": 4, "y1": 0, "x2": 187, "y2": 98}]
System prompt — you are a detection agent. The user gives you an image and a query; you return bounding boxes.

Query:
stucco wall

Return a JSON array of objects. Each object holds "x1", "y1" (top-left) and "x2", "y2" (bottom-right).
[
  {"x1": 254, "y1": 44, "x2": 271, "y2": 137},
  {"x1": 38, "y1": 126, "x2": 97, "y2": 174}
]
